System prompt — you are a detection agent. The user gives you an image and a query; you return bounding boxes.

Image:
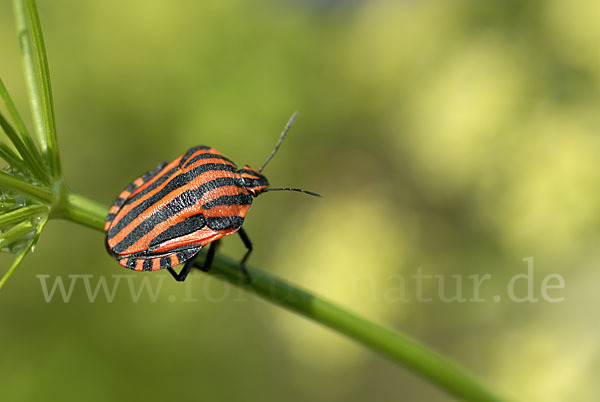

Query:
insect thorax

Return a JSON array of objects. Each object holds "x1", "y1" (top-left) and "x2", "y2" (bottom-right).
[{"x1": 239, "y1": 165, "x2": 269, "y2": 196}]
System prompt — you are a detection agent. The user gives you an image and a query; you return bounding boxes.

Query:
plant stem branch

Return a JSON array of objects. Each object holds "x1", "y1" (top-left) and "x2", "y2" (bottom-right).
[
  {"x1": 0, "y1": 204, "x2": 48, "y2": 226},
  {"x1": 23, "y1": 0, "x2": 61, "y2": 180},
  {"x1": 53, "y1": 188, "x2": 109, "y2": 231},
  {"x1": 0, "y1": 108, "x2": 50, "y2": 186},
  {"x1": 12, "y1": 0, "x2": 45, "y2": 152},
  {"x1": 0, "y1": 78, "x2": 50, "y2": 185},
  {"x1": 0, "y1": 237, "x2": 34, "y2": 289},
  {"x1": 0, "y1": 170, "x2": 54, "y2": 203}
]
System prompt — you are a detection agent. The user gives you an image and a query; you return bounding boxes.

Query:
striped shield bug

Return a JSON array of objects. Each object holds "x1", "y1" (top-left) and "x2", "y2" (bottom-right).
[{"x1": 104, "y1": 113, "x2": 320, "y2": 282}]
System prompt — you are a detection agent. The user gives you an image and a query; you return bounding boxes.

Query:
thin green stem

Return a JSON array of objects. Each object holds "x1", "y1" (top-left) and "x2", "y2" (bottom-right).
[
  {"x1": 0, "y1": 78, "x2": 50, "y2": 185},
  {"x1": 58, "y1": 191, "x2": 507, "y2": 402},
  {"x1": 12, "y1": 0, "x2": 45, "y2": 152},
  {"x1": 0, "y1": 108, "x2": 50, "y2": 185},
  {"x1": 23, "y1": 0, "x2": 61, "y2": 180},
  {"x1": 215, "y1": 257, "x2": 506, "y2": 402},
  {"x1": 0, "y1": 220, "x2": 34, "y2": 248},
  {"x1": 0, "y1": 78, "x2": 33, "y2": 142},
  {"x1": 0, "y1": 204, "x2": 48, "y2": 226},
  {"x1": 0, "y1": 214, "x2": 47, "y2": 289},
  {"x1": 0, "y1": 142, "x2": 28, "y2": 172},
  {"x1": 0, "y1": 170, "x2": 54, "y2": 203},
  {"x1": 0, "y1": 237, "x2": 34, "y2": 289}
]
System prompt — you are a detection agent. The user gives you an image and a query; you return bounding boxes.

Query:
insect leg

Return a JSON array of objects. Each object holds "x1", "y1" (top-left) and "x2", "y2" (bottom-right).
[
  {"x1": 167, "y1": 251, "x2": 200, "y2": 282},
  {"x1": 237, "y1": 228, "x2": 253, "y2": 283},
  {"x1": 196, "y1": 240, "x2": 219, "y2": 272},
  {"x1": 168, "y1": 241, "x2": 220, "y2": 281}
]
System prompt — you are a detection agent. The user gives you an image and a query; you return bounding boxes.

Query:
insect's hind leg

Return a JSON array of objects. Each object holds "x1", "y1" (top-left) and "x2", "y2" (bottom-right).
[
  {"x1": 167, "y1": 242, "x2": 219, "y2": 282},
  {"x1": 196, "y1": 240, "x2": 219, "y2": 272},
  {"x1": 237, "y1": 228, "x2": 253, "y2": 283},
  {"x1": 167, "y1": 254, "x2": 198, "y2": 282}
]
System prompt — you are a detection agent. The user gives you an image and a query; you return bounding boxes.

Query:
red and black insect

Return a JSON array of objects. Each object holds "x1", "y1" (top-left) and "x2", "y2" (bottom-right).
[{"x1": 104, "y1": 114, "x2": 319, "y2": 282}]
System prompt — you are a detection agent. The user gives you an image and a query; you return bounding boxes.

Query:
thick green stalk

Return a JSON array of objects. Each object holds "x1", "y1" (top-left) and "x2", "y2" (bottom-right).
[
  {"x1": 57, "y1": 191, "x2": 507, "y2": 402},
  {"x1": 53, "y1": 189, "x2": 109, "y2": 231}
]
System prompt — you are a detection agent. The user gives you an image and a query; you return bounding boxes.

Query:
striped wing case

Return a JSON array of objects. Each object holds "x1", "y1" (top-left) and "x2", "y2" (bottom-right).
[{"x1": 104, "y1": 146, "x2": 253, "y2": 271}]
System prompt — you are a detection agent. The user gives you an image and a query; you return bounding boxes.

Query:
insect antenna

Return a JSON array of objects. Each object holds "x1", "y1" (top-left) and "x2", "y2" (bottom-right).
[
  {"x1": 259, "y1": 112, "x2": 298, "y2": 172},
  {"x1": 259, "y1": 113, "x2": 322, "y2": 198},
  {"x1": 263, "y1": 187, "x2": 322, "y2": 197}
]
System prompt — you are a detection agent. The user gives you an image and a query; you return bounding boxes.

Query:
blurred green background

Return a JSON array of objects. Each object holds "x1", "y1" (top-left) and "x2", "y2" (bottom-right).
[{"x1": 1, "y1": 0, "x2": 599, "y2": 401}]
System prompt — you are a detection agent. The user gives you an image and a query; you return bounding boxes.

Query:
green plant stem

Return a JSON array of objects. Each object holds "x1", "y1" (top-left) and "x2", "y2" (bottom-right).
[
  {"x1": 0, "y1": 78, "x2": 50, "y2": 186},
  {"x1": 23, "y1": 0, "x2": 61, "y2": 180},
  {"x1": 13, "y1": 0, "x2": 45, "y2": 152},
  {"x1": 0, "y1": 237, "x2": 34, "y2": 289},
  {"x1": 57, "y1": 190, "x2": 506, "y2": 402},
  {"x1": 0, "y1": 109, "x2": 50, "y2": 186},
  {"x1": 0, "y1": 170, "x2": 54, "y2": 203},
  {"x1": 0, "y1": 204, "x2": 48, "y2": 226},
  {"x1": 0, "y1": 143, "x2": 28, "y2": 174},
  {"x1": 0, "y1": 213, "x2": 46, "y2": 289},
  {"x1": 53, "y1": 189, "x2": 108, "y2": 231},
  {"x1": 0, "y1": 220, "x2": 34, "y2": 248}
]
